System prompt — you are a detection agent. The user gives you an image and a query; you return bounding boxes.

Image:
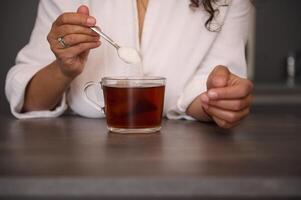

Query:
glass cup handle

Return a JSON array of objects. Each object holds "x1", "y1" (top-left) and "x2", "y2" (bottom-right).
[{"x1": 83, "y1": 81, "x2": 105, "y2": 113}]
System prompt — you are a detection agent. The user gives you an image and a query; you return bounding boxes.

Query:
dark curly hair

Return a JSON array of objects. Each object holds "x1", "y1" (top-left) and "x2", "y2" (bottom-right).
[{"x1": 190, "y1": 0, "x2": 228, "y2": 31}]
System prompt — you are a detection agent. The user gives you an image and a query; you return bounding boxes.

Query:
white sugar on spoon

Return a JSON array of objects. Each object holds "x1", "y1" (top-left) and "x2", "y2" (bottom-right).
[{"x1": 91, "y1": 26, "x2": 141, "y2": 65}]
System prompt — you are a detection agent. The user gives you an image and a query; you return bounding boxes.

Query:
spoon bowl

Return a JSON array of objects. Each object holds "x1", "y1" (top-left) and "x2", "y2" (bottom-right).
[{"x1": 91, "y1": 26, "x2": 141, "y2": 64}]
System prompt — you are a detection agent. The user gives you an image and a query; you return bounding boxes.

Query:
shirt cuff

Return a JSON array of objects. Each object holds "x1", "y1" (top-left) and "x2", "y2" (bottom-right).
[
  {"x1": 167, "y1": 74, "x2": 208, "y2": 120},
  {"x1": 7, "y1": 66, "x2": 67, "y2": 119}
]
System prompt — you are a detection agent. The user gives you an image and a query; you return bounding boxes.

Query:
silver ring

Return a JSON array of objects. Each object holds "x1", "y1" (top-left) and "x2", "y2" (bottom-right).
[{"x1": 58, "y1": 37, "x2": 68, "y2": 48}]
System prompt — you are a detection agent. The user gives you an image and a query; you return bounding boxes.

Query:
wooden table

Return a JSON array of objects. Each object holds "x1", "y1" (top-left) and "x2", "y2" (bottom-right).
[{"x1": 0, "y1": 108, "x2": 301, "y2": 199}]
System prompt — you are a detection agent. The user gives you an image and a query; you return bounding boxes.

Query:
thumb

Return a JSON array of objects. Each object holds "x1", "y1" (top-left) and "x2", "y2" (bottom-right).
[
  {"x1": 207, "y1": 65, "x2": 230, "y2": 90},
  {"x1": 77, "y1": 5, "x2": 90, "y2": 16}
]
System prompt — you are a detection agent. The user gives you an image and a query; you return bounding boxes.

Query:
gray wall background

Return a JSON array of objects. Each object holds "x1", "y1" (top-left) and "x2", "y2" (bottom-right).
[
  {"x1": 0, "y1": 0, "x2": 301, "y2": 115},
  {"x1": 0, "y1": 0, "x2": 39, "y2": 114},
  {"x1": 254, "y1": 0, "x2": 301, "y2": 83}
]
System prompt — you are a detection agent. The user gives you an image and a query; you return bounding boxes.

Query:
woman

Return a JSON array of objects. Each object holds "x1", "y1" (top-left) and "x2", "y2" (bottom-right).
[{"x1": 5, "y1": 0, "x2": 253, "y2": 128}]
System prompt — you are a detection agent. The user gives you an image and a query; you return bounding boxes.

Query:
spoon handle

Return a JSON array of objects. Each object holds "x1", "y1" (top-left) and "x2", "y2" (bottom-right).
[{"x1": 91, "y1": 26, "x2": 120, "y2": 49}]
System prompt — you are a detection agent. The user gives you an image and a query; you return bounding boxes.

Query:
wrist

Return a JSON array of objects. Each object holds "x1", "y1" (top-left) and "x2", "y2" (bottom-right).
[
  {"x1": 49, "y1": 60, "x2": 75, "y2": 88},
  {"x1": 186, "y1": 95, "x2": 212, "y2": 122},
  {"x1": 52, "y1": 60, "x2": 77, "y2": 82}
]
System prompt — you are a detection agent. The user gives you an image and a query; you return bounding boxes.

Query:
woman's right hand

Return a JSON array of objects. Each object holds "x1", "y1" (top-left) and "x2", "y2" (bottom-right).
[{"x1": 47, "y1": 5, "x2": 101, "y2": 79}]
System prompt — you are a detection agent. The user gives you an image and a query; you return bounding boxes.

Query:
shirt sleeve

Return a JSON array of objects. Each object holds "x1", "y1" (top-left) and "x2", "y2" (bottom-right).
[
  {"x1": 167, "y1": 0, "x2": 254, "y2": 120},
  {"x1": 5, "y1": 0, "x2": 69, "y2": 119}
]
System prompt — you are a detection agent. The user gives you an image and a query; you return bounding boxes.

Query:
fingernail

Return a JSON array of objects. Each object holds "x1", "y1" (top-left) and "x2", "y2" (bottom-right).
[
  {"x1": 87, "y1": 17, "x2": 96, "y2": 25},
  {"x1": 208, "y1": 90, "x2": 218, "y2": 99},
  {"x1": 200, "y1": 94, "x2": 209, "y2": 103}
]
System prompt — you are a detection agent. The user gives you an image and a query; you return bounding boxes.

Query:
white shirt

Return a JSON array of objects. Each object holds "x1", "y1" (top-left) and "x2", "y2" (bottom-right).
[{"x1": 5, "y1": 0, "x2": 253, "y2": 119}]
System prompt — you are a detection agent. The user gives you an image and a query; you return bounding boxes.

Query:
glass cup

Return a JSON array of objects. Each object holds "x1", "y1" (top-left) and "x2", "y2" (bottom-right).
[{"x1": 84, "y1": 76, "x2": 166, "y2": 133}]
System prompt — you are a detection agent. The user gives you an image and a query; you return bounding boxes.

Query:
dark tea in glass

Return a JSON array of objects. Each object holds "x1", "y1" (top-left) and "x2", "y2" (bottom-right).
[{"x1": 101, "y1": 77, "x2": 165, "y2": 133}]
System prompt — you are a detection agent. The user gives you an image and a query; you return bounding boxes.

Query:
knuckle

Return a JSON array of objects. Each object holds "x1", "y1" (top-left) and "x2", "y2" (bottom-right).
[
  {"x1": 55, "y1": 14, "x2": 63, "y2": 25},
  {"x1": 219, "y1": 120, "x2": 229, "y2": 129},
  {"x1": 228, "y1": 112, "x2": 238, "y2": 123},
  {"x1": 235, "y1": 100, "x2": 244, "y2": 110},
  {"x1": 245, "y1": 80, "x2": 254, "y2": 93},
  {"x1": 248, "y1": 80, "x2": 254, "y2": 91},
  {"x1": 239, "y1": 85, "x2": 249, "y2": 97},
  {"x1": 236, "y1": 80, "x2": 253, "y2": 98},
  {"x1": 60, "y1": 14, "x2": 67, "y2": 24}
]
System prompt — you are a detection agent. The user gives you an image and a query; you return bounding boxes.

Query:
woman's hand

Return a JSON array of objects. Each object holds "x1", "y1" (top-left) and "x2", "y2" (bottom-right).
[
  {"x1": 47, "y1": 5, "x2": 100, "y2": 79},
  {"x1": 22, "y1": 5, "x2": 101, "y2": 112},
  {"x1": 187, "y1": 65, "x2": 253, "y2": 129}
]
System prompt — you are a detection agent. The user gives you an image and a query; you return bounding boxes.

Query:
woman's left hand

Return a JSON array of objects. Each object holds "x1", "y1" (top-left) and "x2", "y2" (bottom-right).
[{"x1": 201, "y1": 65, "x2": 253, "y2": 128}]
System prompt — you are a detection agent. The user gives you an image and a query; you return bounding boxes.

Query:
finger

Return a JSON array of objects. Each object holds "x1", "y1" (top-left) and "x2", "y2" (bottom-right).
[
  {"x1": 54, "y1": 13, "x2": 96, "y2": 27},
  {"x1": 55, "y1": 34, "x2": 100, "y2": 48},
  {"x1": 207, "y1": 79, "x2": 253, "y2": 100},
  {"x1": 199, "y1": 92, "x2": 210, "y2": 104},
  {"x1": 208, "y1": 95, "x2": 252, "y2": 111},
  {"x1": 77, "y1": 5, "x2": 89, "y2": 16},
  {"x1": 207, "y1": 65, "x2": 230, "y2": 89},
  {"x1": 212, "y1": 116, "x2": 237, "y2": 129},
  {"x1": 55, "y1": 24, "x2": 99, "y2": 38},
  {"x1": 48, "y1": 25, "x2": 99, "y2": 50},
  {"x1": 204, "y1": 105, "x2": 250, "y2": 124},
  {"x1": 57, "y1": 41, "x2": 101, "y2": 58}
]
